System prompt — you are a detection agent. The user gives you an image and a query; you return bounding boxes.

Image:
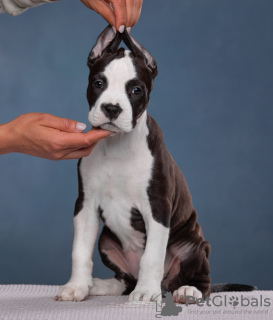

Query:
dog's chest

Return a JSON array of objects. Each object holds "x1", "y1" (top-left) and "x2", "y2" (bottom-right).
[{"x1": 81, "y1": 122, "x2": 154, "y2": 250}]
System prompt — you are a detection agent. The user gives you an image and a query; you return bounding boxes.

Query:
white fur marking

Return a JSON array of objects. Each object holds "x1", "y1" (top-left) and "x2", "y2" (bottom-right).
[
  {"x1": 55, "y1": 203, "x2": 100, "y2": 301},
  {"x1": 89, "y1": 278, "x2": 126, "y2": 296},
  {"x1": 82, "y1": 111, "x2": 153, "y2": 253},
  {"x1": 88, "y1": 50, "x2": 136, "y2": 133}
]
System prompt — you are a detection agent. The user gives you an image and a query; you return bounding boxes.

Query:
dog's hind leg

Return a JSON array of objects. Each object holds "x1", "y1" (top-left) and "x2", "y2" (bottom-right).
[
  {"x1": 89, "y1": 278, "x2": 126, "y2": 295},
  {"x1": 163, "y1": 239, "x2": 211, "y2": 304}
]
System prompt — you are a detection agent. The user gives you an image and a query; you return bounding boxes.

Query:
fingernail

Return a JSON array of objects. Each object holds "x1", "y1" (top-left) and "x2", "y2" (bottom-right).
[
  {"x1": 119, "y1": 25, "x2": 125, "y2": 33},
  {"x1": 112, "y1": 26, "x2": 116, "y2": 33},
  {"x1": 12, "y1": 10, "x2": 21, "y2": 16},
  {"x1": 110, "y1": 133, "x2": 116, "y2": 137},
  {"x1": 126, "y1": 27, "x2": 131, "y2": 34},
  {"x1": 76, "y1": 122, "x2": 86, "y2": 131}
]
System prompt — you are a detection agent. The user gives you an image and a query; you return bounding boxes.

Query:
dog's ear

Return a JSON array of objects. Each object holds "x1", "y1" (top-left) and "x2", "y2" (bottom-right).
[
  {"x1": 122, "y1": 30, "x2": 158, "y2": 78},
  {"x1": 88, "y1": 25, "x2": 122, "y2": 66}
]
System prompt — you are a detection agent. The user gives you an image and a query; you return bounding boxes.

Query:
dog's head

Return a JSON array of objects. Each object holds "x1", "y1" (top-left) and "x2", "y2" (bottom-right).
[{"x1": 86, "y1": 25, "x2": 158, "y2": 133}]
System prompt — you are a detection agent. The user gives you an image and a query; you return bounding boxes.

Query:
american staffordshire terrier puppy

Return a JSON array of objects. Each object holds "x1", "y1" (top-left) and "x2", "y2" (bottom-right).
[{"x1": 56, "y1": 25, "x2": 255, "y2": 304}]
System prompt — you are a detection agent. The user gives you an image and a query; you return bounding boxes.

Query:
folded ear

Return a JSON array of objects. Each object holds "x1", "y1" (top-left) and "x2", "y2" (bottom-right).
[
  {"x1": 88, "y1": 25, "x2": 122, "y2": 66},
  {"x1": 122, "y1": 30, "x2": 158, "y2": 78},
  {"x1": 88, "y1": 25, "x2": 158, "y2": 78}
]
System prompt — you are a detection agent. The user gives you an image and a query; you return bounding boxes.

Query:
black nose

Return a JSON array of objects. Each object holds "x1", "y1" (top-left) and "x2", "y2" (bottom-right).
[{"x1": 101, "y1": 103, "x2": 122, "y2": 120}]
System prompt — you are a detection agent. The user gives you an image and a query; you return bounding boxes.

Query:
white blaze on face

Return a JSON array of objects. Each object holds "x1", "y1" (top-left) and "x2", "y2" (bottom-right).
[{"x1": 88, "y1": 50, "x2": 137, "y2": 133}]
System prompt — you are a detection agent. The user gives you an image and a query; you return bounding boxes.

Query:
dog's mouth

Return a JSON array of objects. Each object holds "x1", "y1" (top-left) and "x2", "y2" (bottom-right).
[
  {"x1": 105, "y1": 122, "x2": 119, "y2": 129},
  {"x1": 96, "y1": 122, "x2": 123, "y2": 133}
]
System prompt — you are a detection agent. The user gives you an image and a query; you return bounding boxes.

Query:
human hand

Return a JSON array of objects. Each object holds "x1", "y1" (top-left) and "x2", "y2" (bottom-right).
[
  {"x1": 0, "y1": 113, "x2": 111, "y2": 160},
  {"x1": 80, "y1": 0, "x2": 143, "y2": 33}
]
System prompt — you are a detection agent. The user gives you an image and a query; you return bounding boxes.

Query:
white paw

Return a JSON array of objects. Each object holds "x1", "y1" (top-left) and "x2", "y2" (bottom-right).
[
  {"x1": 173, "y1": 285, "x2": 202, "y2": 304},
  {"x1": 55, "y1": 281, "x2": 91, "y2": 302},
  {"x1": 128, "y1": 286, "x2": 162, "y2": 303}
]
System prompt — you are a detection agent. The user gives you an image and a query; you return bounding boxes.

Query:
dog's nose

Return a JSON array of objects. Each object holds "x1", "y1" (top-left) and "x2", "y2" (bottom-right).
[{"x1": 101, "y1": 103, "x2": 122, "y2": 120}]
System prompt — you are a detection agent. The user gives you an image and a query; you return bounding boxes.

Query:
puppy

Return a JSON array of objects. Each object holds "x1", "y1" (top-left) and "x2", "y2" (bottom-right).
[{"x1": 56, "y1": 25, "x2": 255, "y2": 304}]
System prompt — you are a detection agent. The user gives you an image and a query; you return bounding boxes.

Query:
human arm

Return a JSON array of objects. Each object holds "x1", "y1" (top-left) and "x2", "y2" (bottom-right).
[
  {"x1": 0, "y1": 112, "x2": 111, "y2": 160},
  {"x1": 0, "y1": 0, "x2": 142, "y2": 32},
  {"x1": 0, "y1": 0, "x2": 57, "y2": 16}
]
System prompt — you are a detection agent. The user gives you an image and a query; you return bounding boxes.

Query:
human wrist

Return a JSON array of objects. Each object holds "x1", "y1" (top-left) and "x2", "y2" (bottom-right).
[{"x1": 0, "y1": 123, "x2": 16, "y2": 155}]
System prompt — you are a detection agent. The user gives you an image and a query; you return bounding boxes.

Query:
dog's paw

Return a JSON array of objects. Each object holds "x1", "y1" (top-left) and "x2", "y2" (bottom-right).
[
  {"x1": 128, "y1": 286, "x2": 162, "y2": 303},
  {"x1": 173, "y1": 285, "x2": 202, "y2": 304},
  {"x1": 55, "y1": 282, "x2": 91, "y2": 302}
]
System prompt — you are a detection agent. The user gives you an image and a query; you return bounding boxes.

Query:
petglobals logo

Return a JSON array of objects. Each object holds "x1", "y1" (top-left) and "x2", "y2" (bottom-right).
[
  {"x1": 184, "y1": 294, "x2": 271, "y2": 308},
  {"x1": 153, "y1": 293, "x2": 271, "y2": 318}
]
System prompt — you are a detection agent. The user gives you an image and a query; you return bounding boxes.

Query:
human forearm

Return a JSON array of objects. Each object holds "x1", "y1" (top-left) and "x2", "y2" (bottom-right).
[{"x1": 0, "y1": 0, "x2": 57, "y2": 16}]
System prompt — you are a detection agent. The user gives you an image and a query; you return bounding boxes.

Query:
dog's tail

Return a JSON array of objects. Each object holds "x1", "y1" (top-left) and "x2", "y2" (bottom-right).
[{"x1": 210, "y1": 283, "x2": 257, "y2": 293}]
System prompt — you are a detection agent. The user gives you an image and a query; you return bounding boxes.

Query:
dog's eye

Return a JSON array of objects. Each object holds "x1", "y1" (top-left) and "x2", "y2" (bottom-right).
[
  {"x1": 93, "y1": 80, "x2": 104, "y2": 89},
  {"x1": 132, "y1": 87, "x2": 142, "y2": 95}
]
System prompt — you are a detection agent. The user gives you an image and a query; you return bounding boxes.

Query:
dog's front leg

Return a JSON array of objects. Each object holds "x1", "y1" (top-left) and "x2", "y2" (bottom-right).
[
  {"x1": 55, "y1": 202, "x2": 99, "y2": 302},
  {"x1": 128, "y1": 217, "x2": 170, "y2": 304}
]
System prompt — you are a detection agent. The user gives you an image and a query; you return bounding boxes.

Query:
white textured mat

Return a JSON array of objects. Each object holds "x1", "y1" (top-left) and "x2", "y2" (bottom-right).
[{"x1": 0, "y1": 285, "x2": 272, "y2": 320}]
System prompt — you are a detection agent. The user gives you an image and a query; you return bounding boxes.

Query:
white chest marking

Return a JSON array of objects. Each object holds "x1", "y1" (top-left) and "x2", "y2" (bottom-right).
[{"x1": 81, "y1": 111, "x2": 154, "y2": 251}]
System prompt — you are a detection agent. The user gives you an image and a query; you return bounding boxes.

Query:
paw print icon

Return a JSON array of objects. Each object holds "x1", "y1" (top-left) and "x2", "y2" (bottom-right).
[{"x1": 229, "y1": 296, "x2": 239, "y2": 307}]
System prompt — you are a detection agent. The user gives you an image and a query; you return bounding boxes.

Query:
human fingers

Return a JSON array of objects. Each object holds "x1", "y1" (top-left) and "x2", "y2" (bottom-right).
[
  {"x1": 111, "y1": 0, "x2": 127, "y2": 32},
  {"x1": 125, "y1": 0, "x2": 135, "y2": 29},
  {"x1": 82, "y1": 0, "x2": 116, "y2": 27},
  {"x1": 131, "y1": 0, "x2": 142, "y2": 27},
  {"x1": 58, "y1": 128, "x2": 112, "y2": 149},
  {"x1": 61, "y1": 143, "x2": 98, "y2": 160},
  {"x1": 40, "y1": 113, "x2": 87, "y2": 133}
]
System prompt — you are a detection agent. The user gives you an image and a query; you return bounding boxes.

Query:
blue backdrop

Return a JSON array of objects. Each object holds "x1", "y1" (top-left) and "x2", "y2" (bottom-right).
[{"x1": 0, "y1": 0, "x2": 272, "y2": 290}]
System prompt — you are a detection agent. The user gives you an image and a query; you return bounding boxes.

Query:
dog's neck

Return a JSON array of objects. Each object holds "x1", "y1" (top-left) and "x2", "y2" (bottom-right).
[{"x1": 98, "y1": 110, "x2": 149, "y2": 157}]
